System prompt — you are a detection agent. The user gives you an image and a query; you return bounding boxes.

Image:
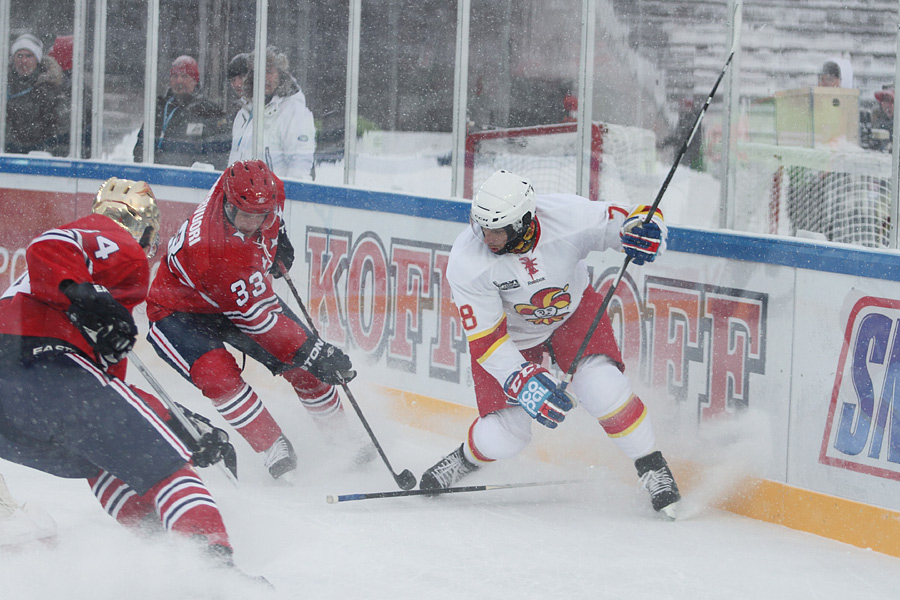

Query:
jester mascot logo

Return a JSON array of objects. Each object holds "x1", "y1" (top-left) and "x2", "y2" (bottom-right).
[{"x1": 515, "y1": 286, "x2": 571, "y2": 325}]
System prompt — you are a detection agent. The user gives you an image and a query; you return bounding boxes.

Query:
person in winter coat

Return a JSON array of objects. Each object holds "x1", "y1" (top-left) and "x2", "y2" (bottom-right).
[
  {"x1": 5, "y1": 34, "x2": 65, "y2": 155},
  {"x1": 133, "y1": 56, "x2": 231, "y2": 169},
  {"x1": 229, "y1": 46, "x2": 316, "y2": 181},
  {"x1": 227, "y1": 52, "x2": 251, "y2": 121}
]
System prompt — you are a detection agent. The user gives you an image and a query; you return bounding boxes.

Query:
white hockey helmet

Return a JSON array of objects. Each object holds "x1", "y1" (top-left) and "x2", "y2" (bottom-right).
[
  {"x1": 471, "y1": 170, "x2": 537, "y2": 254},
  {"x1": 471, "y1": 170, "x2": 536, "y2": 230}
]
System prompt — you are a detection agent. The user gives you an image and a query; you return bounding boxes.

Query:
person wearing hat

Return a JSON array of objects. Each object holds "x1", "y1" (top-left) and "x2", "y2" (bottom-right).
[
  {"x1": 45, "y1": 35, "x2": 94, "y2": 158},
  {"x1": 818, "y1": 61, "x2": 842, "y2": 88},
  {"x1": 226, "y1": 52, "x2": 251, "y2": 120},
  {"x1": 133, "y1": 55, "x2": 231, "y2": 169},
  {"x1": 817, "y1": 58, "x2": 853, "y2": 89},
  {"x1": 6, "y1": 33, "x2": 65, "y2": 155},
  {"x1": 228, "y1": 46, "x2": 316, "y2": 180},
  {"x1": 867, "y1": 87, "x2": 894, "y2": 152}
]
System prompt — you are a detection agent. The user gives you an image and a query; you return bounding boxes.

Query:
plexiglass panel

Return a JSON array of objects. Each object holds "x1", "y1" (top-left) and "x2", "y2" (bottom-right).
[
  {"x1": 326, "y1": 1, "x2": 457, "y2": 196},
  {"x1": 727, "y1": 1, "x2": 897, "y2": 247},
  {"x1": 4, "y1": 1, "x2": 900, "y2": 248}
]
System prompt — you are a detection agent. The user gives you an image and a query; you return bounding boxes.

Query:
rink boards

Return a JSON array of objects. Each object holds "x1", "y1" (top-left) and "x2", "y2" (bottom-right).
[{"x1": 2, "y1": 157, "x2": 900, "y2": 557}]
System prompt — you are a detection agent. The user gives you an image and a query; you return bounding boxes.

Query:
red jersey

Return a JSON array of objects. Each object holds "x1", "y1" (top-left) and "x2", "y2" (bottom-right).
[
  {"x1": 146, "y1": 173, "x2": 308, "y2": 364},
  {"x1": 0, "y1": 213, "x2": 150, "y2": 378}
]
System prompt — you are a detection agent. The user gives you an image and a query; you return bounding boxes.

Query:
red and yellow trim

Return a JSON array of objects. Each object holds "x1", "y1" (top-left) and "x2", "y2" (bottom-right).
[
  {"x1": 597, "y1": 394, "x2": 647, "y2": 438},
  {"x1": 467, "y1": 316, "x2": 510, "y2": 364},
  {"x1": 627, "y1": 204, "x2": 664, "y2": 222},
  {"x1": 467, "y1": 420, "x2": 496, "y2": 464}
]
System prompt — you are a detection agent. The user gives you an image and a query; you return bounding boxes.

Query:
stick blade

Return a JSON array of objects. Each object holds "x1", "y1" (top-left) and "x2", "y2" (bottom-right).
[{"x1": 396, "y1": 469, "x2": 417, "y2": 491}]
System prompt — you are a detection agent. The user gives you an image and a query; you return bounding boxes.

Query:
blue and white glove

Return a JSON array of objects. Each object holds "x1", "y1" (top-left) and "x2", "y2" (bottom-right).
[
  {"x1": 504, "y1": 362, "x2": 576, "y2": 429},
  {"x1": 620, "y1": 206, "x2": 666, "y2": 265}
]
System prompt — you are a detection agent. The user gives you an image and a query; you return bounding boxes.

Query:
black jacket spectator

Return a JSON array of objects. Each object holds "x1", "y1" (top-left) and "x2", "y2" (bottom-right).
[
  {"x1": 133, "y1": 56, "x2": 230, "y2": 169},
  {"x1": 6, "y1": 35, "x2": 65, "y2": 155}
]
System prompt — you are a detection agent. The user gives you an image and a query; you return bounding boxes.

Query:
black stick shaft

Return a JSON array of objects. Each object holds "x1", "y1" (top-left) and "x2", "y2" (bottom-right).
[
  {"x1": 326, "y1": 479, "x2": 580, "y2": 503},
  {"x1": 128, "y1": 351, "x2": 240, "y2": 484},
  {"x1": 278, "y1": 265, "x2": 415, "y2": 488},
  {"x1": 561, "y1": 49, "x2": 736, "y2": 390}
]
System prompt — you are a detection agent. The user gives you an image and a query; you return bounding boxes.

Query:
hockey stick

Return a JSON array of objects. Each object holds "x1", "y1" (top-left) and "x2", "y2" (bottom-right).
[
  {"x1": 326, "y1": 479, "x2": 581, "y2": 504},
  {"x1": 560, "y1": 43, "x2": 738, "y2": 391},
  {"x1": 128, "y1": 351, "x2": 239, "y2": 484},
  {"x1": 278, "y1": 265, "x2": 418, "y2": 491}
]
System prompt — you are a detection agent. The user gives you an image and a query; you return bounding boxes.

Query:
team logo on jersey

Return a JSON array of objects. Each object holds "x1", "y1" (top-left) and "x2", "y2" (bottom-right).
[
  {"x1": 519, "y1": 256, "x2": 540, "y2": 280},
  {"x1": 515, "y1": 285, "x2": 571, "y2": 325}
]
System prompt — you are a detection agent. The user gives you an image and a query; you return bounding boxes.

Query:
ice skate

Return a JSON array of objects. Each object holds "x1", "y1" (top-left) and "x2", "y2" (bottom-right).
[
  {"x1": 209, "y1": 544, "x2": 275, "y2": 589},
  {"x1": 263, "y1": 434, "x2": 297, "y2": 479},
  {"x1": 635, "y1": 450, "x2": 680, "y2": 520},
  {"x1": 419, "y1": 444, "x2": 479, "y2": 492},
  {"x1": 0, "y1": 503, "x2": 58, "y2": 549},
  {"x1": 0, "y1": 476, "x2": 57, "y2": 549}
]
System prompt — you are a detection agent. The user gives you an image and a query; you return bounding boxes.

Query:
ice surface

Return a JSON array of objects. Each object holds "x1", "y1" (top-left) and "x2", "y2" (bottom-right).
[{"x1": 3, "y1": 348, "x2": 900, "y2": 600}]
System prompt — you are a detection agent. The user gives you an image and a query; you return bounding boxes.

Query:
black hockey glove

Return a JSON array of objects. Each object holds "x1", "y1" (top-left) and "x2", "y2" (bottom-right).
[
  {"x1": 61, "y1": 280, "x2": 137, "y2": 364},
  {"x1": 270, "y1": 223, "x2": 295, "y2": 278},
  {"x1": 293, "y1": 335, "x2": 356, "y2": 385},
  {"x1": 171, "y1": 404, "x2": 238, "y2": 476}
]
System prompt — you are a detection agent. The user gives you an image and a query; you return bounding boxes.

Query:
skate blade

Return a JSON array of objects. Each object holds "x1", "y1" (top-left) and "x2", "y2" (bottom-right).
[
  {"x1": 657, "y1": 501, "x2": 678, "y2": 521},
  {"x1": 0, "y1": 504, "x2": 58, "y2": 548}
]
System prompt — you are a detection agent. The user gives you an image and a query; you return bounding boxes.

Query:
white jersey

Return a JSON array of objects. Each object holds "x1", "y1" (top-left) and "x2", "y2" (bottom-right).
[{"x1": 447, "y1": 193, "x2": 635, "y2": 387}]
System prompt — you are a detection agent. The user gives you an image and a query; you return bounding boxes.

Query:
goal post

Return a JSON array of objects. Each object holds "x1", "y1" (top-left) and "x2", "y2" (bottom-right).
[{"x1": 464, "y1": 121, "x2": 656, "y2": 201}]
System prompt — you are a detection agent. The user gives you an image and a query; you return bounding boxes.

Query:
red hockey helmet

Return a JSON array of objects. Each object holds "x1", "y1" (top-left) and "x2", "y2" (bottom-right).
[{"x1": 223, "y1": 160, "x2": 278, "y2": 214}]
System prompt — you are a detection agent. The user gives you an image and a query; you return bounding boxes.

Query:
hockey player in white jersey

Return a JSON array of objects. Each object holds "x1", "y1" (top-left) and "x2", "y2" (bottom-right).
[{"x1": 419, "y1": 170, "x2": 681, "y2": 519}]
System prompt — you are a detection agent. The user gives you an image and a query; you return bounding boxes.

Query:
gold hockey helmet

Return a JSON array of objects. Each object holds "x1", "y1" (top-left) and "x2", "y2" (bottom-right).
[{"x1": 92, "y1": 177, "x2": 161, "y2": 258}]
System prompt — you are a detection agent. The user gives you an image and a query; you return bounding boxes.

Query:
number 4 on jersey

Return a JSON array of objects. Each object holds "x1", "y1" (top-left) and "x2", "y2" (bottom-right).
[{"x1": 94, "y1": 236, "x2": 120, "y2": 260}]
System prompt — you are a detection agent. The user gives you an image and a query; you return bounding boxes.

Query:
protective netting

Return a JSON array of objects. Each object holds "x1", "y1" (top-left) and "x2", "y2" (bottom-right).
[
  {"x1": 465, "y1": 122, "x2": 657, "y2": 203},
  {"x1": 735, "y1": 143, "x2": 893, "y2": 248}
]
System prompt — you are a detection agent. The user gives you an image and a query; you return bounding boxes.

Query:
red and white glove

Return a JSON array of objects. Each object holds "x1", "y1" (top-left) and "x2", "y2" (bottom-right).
[
  {"x1": 620, "y1": 205, "x2": 666, "y2": 265},
  {"x1": 504, "y1": 362, "x2": 575, "y2": 429}
]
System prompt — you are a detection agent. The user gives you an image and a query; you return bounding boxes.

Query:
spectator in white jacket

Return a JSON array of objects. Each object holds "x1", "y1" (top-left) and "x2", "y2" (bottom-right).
[{"x1": 229, "y1": 46, "x2": 316, "y2": 181}]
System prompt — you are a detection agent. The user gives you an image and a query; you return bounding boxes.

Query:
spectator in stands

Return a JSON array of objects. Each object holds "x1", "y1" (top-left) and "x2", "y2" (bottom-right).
[
  {"x1": 227, "y1": 52, "x2": 250, "y2": 118},
  {"x1": 5, "y1": 33, "x2": 65, "y2": 155},
  {"x1": 818, "y1": 61, "x2": 841, "y2": 88},
  {"x1": 818, "y1": 58, "x2": 853, "y2": 89},
  {"x1": 133, "y1": 55, "x2": 231, "y2": 169},
  {"x1": 229, "y1": 46, "x2": 316, "y2": 181},
  {"x1": 865, "y1": 87, "x2": 894, "y2": 152},
  {"x1": 46, "y1": 35, "x2": 92, "y2": 158}
]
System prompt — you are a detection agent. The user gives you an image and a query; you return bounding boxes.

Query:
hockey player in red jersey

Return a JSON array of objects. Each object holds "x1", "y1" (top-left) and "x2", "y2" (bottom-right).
[
  {"x1": 0, "y1": 178, "x2": 241, "y2": 562},
  {"x1": 419, "y1": 170, "x2": 681, "y2": 519},
  {"x1": 145, "y1": 160, "x2": 357, "y2": 479}
]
